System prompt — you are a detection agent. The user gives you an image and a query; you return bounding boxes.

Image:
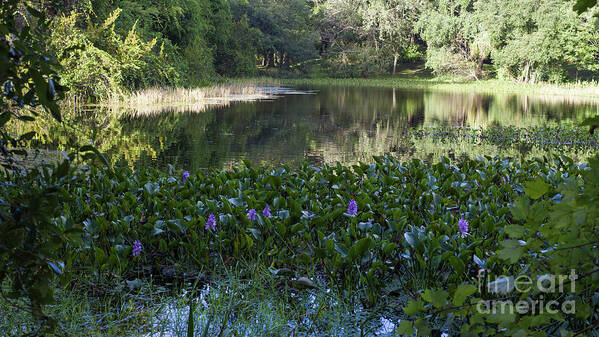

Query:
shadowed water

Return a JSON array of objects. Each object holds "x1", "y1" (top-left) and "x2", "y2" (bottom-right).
[{"x1": 26, "y1": 85, "x2": 599, "y2": 170}]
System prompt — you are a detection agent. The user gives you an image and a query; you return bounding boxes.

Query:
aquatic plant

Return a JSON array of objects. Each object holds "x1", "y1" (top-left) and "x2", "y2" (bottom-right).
[
  {"x1": 205, "y1": 214, "x2": 217, "y2": 231},
  {"x1": 247, "y1": 209, "x2": 257, "y2": 221},
  {"x1": 262, "y1": 205, "x2": 272, "y2": 218},
  {"x1": 132, "y1": 240, "x2": 143, "y2": 257},
  {"x1": 347, "y1": 199, "x2": 358, "y2": 217},
  {"x1": 457, "y1": 218, "x2": 469, "y2": 238},
  {"x1": 3, "y1": 152, "x2": 598, "y2": 336}
]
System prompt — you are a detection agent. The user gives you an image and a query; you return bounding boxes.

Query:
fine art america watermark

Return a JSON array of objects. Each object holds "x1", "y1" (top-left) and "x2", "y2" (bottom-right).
[{"x1": 476, "y1": 269, "x2": 578, "y2": 315}]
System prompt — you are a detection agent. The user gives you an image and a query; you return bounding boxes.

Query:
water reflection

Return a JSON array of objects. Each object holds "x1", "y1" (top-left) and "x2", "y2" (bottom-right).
[{"x1": 20, "y1": 86, "x2": 599, "y2": 170}]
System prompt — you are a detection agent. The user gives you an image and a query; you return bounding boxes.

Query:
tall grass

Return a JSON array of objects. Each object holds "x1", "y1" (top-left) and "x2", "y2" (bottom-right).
[{"x1": 102, "y1": 79, "x2": 282, "y2": 116}]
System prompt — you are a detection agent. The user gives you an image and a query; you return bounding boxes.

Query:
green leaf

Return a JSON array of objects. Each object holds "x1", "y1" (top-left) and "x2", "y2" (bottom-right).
[
  {"x1": 403, "y1": 299, "x2": 425, "y2": 316},
  {"x1": 505, "y1": 225, "x2": 526, "y2": 238},
  {"x1": 291, "y1": 277, "x2": 316, "y2": 289},
  {"x1": 47, "y1": 261, "x2": 64, "y2": 276},
  {"x1": 348, "y1": 237, "x2": 372, "y2": 262},
  {"x1": 247, "y1": 228, "x2": 261, "y2": 239},
  {"x1": 414, "y1": 319, "x2": 432, "y2": 336},
  {"x1": 228, "y1": 197, "x2": 244, "y2": 207},
  {"x1": 453, "y1": 283, "x2": 478, "y2": 306},
  {"x1": 396, "y1": 320, "x2": 414, "y2": 335},
  {"x1": 523, "y1": 178, "x2": 549, "y2": 200},
  {"x1": 487, "y1": 311, "x2": 516, "y2": 325},
  {"x1": 574, "y1": 0, "x2": 597, "y2": 14},
  {"x1": 421, "y1": 289, "x2": 448, "y2": 308},
  {"x1": 404, "y1": 232, "x2": 421, "y2": 249},
  {"x1": 497, "y1": 239, "x2": 524, "y2": 264}
]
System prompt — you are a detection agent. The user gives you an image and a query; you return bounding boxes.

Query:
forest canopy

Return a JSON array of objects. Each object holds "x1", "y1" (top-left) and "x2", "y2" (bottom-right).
[{"x1": 19, "y1": 0, "x2": 599, "y2": 99}]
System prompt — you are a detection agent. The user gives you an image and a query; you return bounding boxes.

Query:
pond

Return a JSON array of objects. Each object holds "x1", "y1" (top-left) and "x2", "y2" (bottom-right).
[{"x1": 28, "y1": 85, "x2": 599, "y2": 170}]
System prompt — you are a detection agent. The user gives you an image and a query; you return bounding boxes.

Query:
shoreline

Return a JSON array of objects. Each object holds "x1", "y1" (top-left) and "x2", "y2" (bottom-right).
[{"x1": 284, "y1": 77, "x2": 599, "y2": 102}]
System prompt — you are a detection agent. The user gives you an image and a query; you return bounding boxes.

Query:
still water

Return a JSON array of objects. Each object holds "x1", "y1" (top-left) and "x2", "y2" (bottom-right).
[{"x1": 34, "y1": 85, "x2": 599, "y2": 170}]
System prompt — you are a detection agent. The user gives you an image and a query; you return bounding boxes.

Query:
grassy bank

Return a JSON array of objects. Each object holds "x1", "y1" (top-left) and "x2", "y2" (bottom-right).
[{"x1": 285, "y1": 76, "x2": 599, "y2": 101}]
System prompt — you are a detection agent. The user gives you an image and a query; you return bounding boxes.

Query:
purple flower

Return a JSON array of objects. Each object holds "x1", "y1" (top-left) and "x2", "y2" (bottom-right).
[
  {"x1": 247, "y1": 208, "x2": 257, "y2": 221},
  {"x1": 458, "y1": 218, "x2": 469, "y2": 238},
  {"x1": 182, "y1": 171, "x2": 190, "y2": 183},
  {"x1": 205, "y1": 213, "x2": 216, "y2": 231},
  {"x1": 347, "y1": 199, "x2": 358, "y2": 216},
  {"x1": 132, "y1": 240, "x2": 143, "y2": 257},
  {"x1": 262, "y1": 205, "x2": 271, "y2": 218}
]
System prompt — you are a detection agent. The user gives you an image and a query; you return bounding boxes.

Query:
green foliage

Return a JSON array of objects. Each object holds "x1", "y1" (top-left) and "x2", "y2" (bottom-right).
[
  {"x1": 48, "y1": 9, "x2": 173, "y2": 100},
  {"x1": 418, "y1": 0, "x2": 599, "y2": 82},
  {"x1": 318, "y1": 0, "x2": 423, "y2": 77},
  {"x1": 231, "y1": 0, "x2": 319, "y2": 73},
  {"x1": 400, "y1": 150, "x2": 599, "y2": 334},
  {"x1": 0, "y1": 1, "x2": 85, "y2": 333}
]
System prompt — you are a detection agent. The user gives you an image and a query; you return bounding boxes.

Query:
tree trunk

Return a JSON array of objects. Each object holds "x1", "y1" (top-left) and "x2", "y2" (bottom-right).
[
  {"x1": 475, "y1": 57, "x2": 484, "y2": 79},
  {"x1": 521, "y1": 61, "x2": 530, "y2": 83},
  {"x1": 393, "y1": 54, "x2": 398, "y2": 75}
]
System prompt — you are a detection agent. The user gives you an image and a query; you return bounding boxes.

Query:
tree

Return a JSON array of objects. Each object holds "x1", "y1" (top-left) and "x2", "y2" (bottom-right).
[
  {"x1": 318, "y1": 0, "x2": 423, "y2": 76},
  {"x1": 231, "y1": 0, "x2": 320, "y2": 71}
]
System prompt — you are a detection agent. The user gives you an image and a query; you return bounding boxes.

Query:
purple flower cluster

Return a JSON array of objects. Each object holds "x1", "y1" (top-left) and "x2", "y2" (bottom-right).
[
  {"x1": 206, "y1": 213, "x2": 216, "y2": 231},
  {"x1": 263, "y1": 204, "x2": 272, "y2": 218},
  {"x1": 247, "y1": 208, "x2": 257, "y2": 221},
  {"x1": 458, "y1": 218, "x2": 469, "y2": 238},
  {"x1": 182, "y1": 171, "x2": 190, "y2": 183},
  {"x1": 347, "y1": 199, "x2": 358, "y2": 216},
  {"x1": 132, "y1": 240, "x2": 143, "y2": 257}
]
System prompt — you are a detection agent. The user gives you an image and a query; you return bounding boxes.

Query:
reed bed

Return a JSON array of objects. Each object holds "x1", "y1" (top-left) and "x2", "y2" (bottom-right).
[{"x1": 107, "y1": 79, "x2": 282, "y2": 116}]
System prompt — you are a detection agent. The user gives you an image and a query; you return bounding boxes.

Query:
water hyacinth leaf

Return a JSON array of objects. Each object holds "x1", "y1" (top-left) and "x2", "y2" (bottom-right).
[
  {"x1": 278, "y1": 209, "x2": 290, "y2": 219},
  {"x1": 94, "y1": 247, "x2": 106, "y2": 264},
  {"x1": 404, "y1": 232, "x2": 421, "y2": 249},
  {"x1": 247, "y1": 228, "x2": 261, "y2": 240},
  {"x1": 290, "y1": 223, "x2": 304, "y2": 233},
  {"x1": 348, "y1": 237, "x2": 372, "y2": 262},
  {"x1": 167, "y1": 219, "x2": 185, "y2": 232},
  {"x1": 291, "y1": 277, "x2": 316, "y2": 289},
  {"x1": 143, "y1": 182, "x2": 160, "y2": 195},
  {"x1": 473, "y1": 255, "x2": 486, "y2": 268},
  {"x1": 358, "y1": 222, "x2": 373, "y2": 231},
  {"x1": 125, "y1": 279, "x2": 142, "y2": 290},
  {"x1": 334, "y1": 243, "x2": 348, "y2": 258},
  {"x1": 227, "y1": 197, "x2": 244, "y2": 207},
  {"x1": 273, "y1": 197, "x2": 284, "y2": 208},
  {"x1": 47, "y1": 261, "x2": 64, "y2": 276},
  {"x1": 523, "y1": 178, "x2": 550, "y2": 200}
]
